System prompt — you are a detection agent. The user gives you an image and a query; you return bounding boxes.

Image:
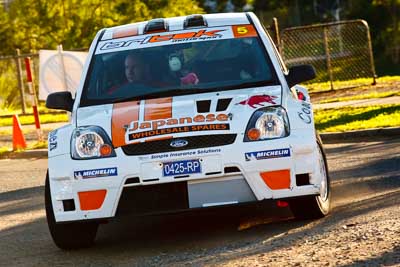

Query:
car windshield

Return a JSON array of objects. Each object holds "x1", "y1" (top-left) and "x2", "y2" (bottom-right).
[{"x1": 81, "y1": 33, "x2": 278, "y2": 106}]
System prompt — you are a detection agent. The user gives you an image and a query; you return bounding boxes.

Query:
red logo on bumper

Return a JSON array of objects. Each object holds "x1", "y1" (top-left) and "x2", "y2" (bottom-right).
[{"x1": 237, "y1": 95, "x2": 277, "y2": 108}]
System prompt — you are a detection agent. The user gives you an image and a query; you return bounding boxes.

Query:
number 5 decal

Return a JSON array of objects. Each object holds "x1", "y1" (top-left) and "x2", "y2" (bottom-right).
[
  {"x1": 237, "y1": 26, "x2": 248, "y2": 35},
  {"x1": 232, "y1": 25, "x2": 258, "y2": 38}
]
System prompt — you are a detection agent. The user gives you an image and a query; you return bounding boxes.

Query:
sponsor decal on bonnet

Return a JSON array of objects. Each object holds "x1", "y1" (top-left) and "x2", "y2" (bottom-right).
[
  {"x1": 129, "y1": 123, "x2": 229, "y2": 141},
  {"x1": 245, "y1": 148, "x2": 290, "y2": 161},
  {"x1": 111, "y1": 98, "x2": 231, "y2": 147},
  {"x1": 237, "y1": 95, "x2": 277, "y2": 108},
  {"x1": 74, "y1": 167, "x2": 118, "y2": 179}
]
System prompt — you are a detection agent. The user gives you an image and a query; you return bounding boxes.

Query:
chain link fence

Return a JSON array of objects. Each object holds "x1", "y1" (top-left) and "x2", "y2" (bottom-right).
[{"x1": 280, "y1": 20, "x2": 376, "y2": 91}]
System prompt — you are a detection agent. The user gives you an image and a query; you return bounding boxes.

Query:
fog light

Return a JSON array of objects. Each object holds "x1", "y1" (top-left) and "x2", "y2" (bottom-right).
[
  {"x1": 100, "y1": 144, "x2": 112, "y2": 156},
  {"x1": 247, "y1": 128, "x2": 260, "y2": 141}
]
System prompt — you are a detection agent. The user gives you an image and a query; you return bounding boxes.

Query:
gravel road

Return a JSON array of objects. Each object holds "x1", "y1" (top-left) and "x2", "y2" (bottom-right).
[{"x1": 0, "y1": 137, "x2": 399, "y2": 266}]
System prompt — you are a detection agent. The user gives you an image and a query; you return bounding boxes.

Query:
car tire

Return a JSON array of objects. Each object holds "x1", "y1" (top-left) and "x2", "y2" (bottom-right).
[
  {"x1": 289, "y1": 135, "x2": 331, "y2": 219},
  {"x1": 45, "y1": 171, "x2": 99, "y2": 249}
]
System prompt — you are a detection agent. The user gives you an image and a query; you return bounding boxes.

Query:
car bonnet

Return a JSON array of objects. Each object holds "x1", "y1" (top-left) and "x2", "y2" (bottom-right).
[{"x1": 76, "y1": 85, "x2": 282, "y2": 149}]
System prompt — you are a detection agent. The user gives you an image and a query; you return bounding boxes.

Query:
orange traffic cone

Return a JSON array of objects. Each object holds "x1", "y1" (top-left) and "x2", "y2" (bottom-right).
[{"x1": 12, "y1": 114, "x2": 27, "y2": 151}]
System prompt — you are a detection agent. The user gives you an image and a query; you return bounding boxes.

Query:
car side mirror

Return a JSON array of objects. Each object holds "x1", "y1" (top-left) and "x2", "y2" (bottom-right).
[
  {"x1": 46, "y1": 91, "x2": 74, "y2": 112},
  {"x1": 286, "y1": 65, "x2": 316, "y2": 88}
]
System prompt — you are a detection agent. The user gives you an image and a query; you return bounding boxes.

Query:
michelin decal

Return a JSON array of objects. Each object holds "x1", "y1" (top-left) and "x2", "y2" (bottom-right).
[
  {"x1": 74, "y1": 167, "x2": 118, "y2": 179},
  {"x1": 245, "y1": 148, "x2": 290, "y2": 161}
]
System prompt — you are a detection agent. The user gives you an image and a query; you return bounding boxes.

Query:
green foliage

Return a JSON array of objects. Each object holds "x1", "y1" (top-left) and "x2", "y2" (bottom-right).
[
  {"x1": 0, "y1": 61, "x2": 19, "y2": 109},
  {"x1": 2, "y1": 0, "x2": 203, "y2": 53},
  {"x1": 0, "y1": 7, "x2": 13, "y2": 54},
  {"x1": 114, "y1": 0, "x2": 203, "y2": 23},
  {"x1": 0, "y1": 0, "x2": 203, "y2": 109},
  {"x1": 199, "y1": 0, "x2": 252, "y2": 12},
  {"x1": 252, "y1": 0, "x2": 400, "y2": 75}
]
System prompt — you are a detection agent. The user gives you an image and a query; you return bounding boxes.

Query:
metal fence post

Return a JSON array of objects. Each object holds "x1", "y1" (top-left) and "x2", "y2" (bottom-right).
[
  {"x1": 323, "y1": 27, "x2": 334, "y2": 91},
  {"x1": 15, "y1": 49, "x2": 26, "y2": 114},
  {"x1": 272, "y1": 17, "x2": 281, "y2": 52},
  {"x1": 365, "y1": 23, "x2": 377, "y2": 85}
]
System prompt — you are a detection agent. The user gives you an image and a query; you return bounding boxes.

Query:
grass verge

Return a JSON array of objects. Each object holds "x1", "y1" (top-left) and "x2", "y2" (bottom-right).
[
  {"x1": 28, "y1": 141, "x2": 48, "y2": 149},
  {"x1": 0, "y1": 128, "x2": 55, "y2": 137},
  {"x1": 0, "y1": 113, "x2": 68, "y2": 127},
  {"x1": 0, "y1": 141, "x2": 47, "y2": 157},
  {"x1": 0, "y1": 146, "x2": 9, "y2": 154},
  {"x1": 317, "y1": 91, "x2": 400, "y2": 104},
  {"x1": 0, "y1": 101, "x2": 55, "y2": 116},
  {"x1": 307, "y1": 76, "x2": 400, "y2": 93},
  {"x1": 314, "y1": 104, "x2": 400, "y2": 132}
]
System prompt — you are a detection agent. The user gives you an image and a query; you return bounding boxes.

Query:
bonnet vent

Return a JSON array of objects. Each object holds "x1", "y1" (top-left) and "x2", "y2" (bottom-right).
[
  {"x1": 216, "y1": 98, "x2": 232, "y2": 111},
  {"x1": 196, "y1": 100, "x2": 211, "y2": 113}
]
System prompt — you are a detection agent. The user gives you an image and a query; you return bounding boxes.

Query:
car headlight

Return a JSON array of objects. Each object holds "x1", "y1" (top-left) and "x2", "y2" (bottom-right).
[
  {"x1": 71, "y1": 126, "x2": 116, "y2": 159},
  {"x1": 244, "y1": 106, "x2": 290, "y2": 141}
]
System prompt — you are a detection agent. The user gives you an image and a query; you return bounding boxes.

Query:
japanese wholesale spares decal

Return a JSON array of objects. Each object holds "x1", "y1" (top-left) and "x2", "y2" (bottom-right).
[
  {"x1": 245, "y1": 148, "x2": 291, "y2": 161},
  {"x1": 96, "y1": 25, "x2": 258, "y2": 55},
  {"x1": 111, "y1": 97, "x2": 231, "y2": 147},
  {"x1": 128, "y1": 114, "x2": 229, "y2": 141},
  {"x1": 74, "y1": 167, "x2": 118, "y2": 179}
]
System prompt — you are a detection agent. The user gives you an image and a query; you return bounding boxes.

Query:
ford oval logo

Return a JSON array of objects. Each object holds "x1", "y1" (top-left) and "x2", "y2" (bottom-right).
[{"x1": 170, "y1": 139, "x2": 188, "y2": 148}]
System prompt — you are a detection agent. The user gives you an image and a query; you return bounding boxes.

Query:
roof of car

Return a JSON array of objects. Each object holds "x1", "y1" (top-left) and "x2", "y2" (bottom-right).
[{"x1": 101, "y1": 13, "x2": 251, "y2": 41}]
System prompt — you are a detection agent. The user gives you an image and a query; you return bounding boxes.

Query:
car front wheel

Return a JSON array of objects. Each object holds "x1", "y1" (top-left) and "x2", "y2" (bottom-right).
[
  {"x1": 289, "y1": 137, "x2": 331, "y2": 219},
  {"x1": 45, "y1": 171, "x2": 99, "y2": 249}
]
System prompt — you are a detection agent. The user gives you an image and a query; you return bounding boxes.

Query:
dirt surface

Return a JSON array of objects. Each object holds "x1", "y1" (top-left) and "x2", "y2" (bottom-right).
[
  {"x1": 0, "y1": 137, "x2": 399, "y2": 266},
  {"x1": 310, "y1": 79, "x2": 400, "y2": 104}
]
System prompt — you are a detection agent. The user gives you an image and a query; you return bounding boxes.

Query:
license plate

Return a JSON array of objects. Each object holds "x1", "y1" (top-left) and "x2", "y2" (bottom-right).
[{"x1": 162, "y1": 159, "x2": 201, "y2": 177}]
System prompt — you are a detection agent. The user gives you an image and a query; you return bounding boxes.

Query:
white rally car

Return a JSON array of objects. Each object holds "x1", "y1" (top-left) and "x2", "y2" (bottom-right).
[{"x1": 45, "y1": 12, "x2": 330, "y2": 249}]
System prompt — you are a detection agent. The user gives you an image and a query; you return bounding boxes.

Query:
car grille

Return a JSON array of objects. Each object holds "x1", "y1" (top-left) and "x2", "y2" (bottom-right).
[
  {"x1": 121, "y1": 134, "x2": 237, "y2": 156},
  {"x1": 116, "y1": 182, "x2": 189, "y2": 216}
]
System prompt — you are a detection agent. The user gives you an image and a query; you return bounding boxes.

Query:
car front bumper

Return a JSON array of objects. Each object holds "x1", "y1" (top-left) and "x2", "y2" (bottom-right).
[{"x1": 48, "y1": 129, "x2": 322, "y2": 222}]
